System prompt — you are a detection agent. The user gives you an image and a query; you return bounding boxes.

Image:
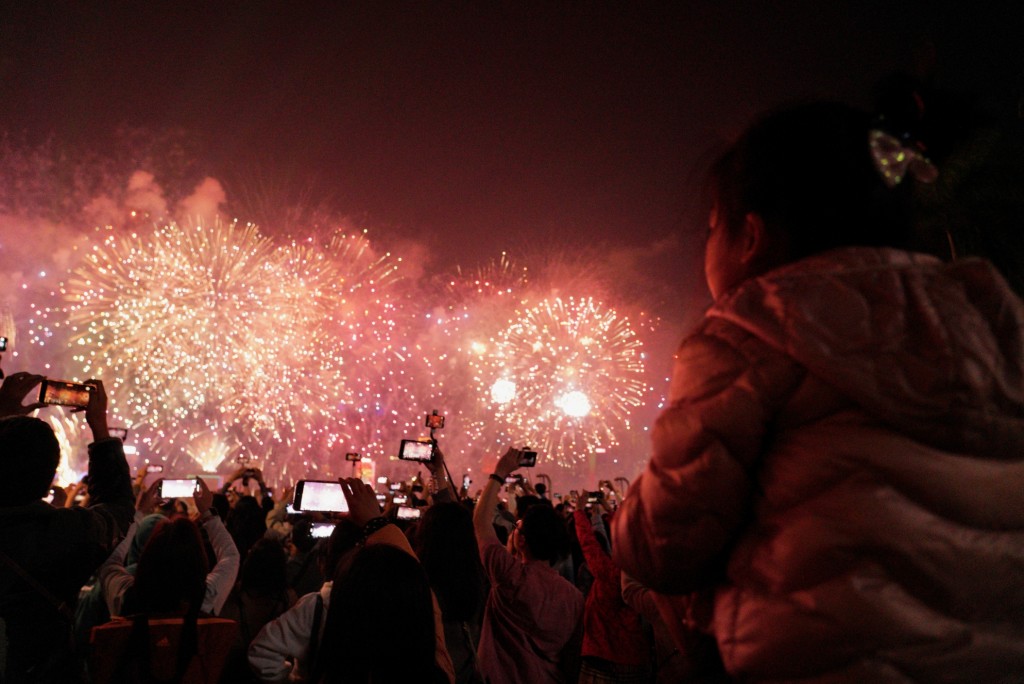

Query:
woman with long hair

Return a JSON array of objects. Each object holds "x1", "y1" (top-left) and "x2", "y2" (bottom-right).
[{"x1": 313, "y1": 479, "x2": 453, "y2": 684}]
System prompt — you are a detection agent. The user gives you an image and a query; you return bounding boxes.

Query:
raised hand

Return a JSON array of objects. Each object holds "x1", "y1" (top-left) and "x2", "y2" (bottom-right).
[
  {"x1": 0, "y1": 372, "x2": 45, "y2": 417},
  {"x1": 339, "y1": 477, "x2": 383, "y2": 527}
]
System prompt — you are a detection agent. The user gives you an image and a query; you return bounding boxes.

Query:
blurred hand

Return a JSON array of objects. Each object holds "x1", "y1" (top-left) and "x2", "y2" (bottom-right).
[
  {"x1": 75, "y1": 378, "x2": 109, "y2": 440},
  {"x1": 492, "y1": 447, "x2": 522, "y2": 480},
  {"x1": 50, "y1": 485, "x2": 68, "y2": 508},
  {"x1": 0, "y1": 372, "x2": 45, "y2": 417},
  {"x1": 137, "y1": 479, "x2": 161, "y2": 514},
  {"x1": 275, "y1": 485, "x2": 295, "y2": 506},
  {"x1": 194, "y1": 477, "x2": 213, "y2": 516},
  {"x1": 426, "y1": 445, "x2": 446, "y2": 475},
  {"x1": 340, "y1": 477, "x2": 382, "y2": 527}
]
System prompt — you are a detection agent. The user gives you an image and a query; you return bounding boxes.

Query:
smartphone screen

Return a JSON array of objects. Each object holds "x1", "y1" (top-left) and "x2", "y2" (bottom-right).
[
  {"x1": 39, "y1": 379, "x2": 93, "y2": 408},
  {"x1": 398, "y1": 439, "x2": 434, "y2": 462},
  {"x1": 518, "y1": 450, "x2": 538, "y2": 467},
  {"x1": 160, "y1": 478, "x2": 197, "y2": 499},
  {"x1": 310, "y1": 521, "x2": 336, "y2": 539},
  {"x1": 397, "y1": 505, "x2": 421, "y2": 520},
  {"x1": 294, "y1": 480, "x2": 349, "y2": 513}
]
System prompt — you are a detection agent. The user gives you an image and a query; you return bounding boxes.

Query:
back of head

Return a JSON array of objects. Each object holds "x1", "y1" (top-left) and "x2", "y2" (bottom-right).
[
  {"x1": 415, "y1": 502, "x2": 485, "y2": 622},
  {"x1": 240, "y1": 538, "x2": 288, "y2": 597},
  {"x1": 132, "y1": 517, "x2": 210, "y2": 616},
  {"x1": 710, "y1": 101, "x2": 918, "y2": 261},
  {"x1": 320, "y1": 544, "x2": 445, "y2": 683},
  {"x1": 227, "y1": 495, "x2": 267, "y2": 558},
  {"x1": 521, "y1": 503, "x2": 570, "y2": 563},
  {"x1": 0, "y1": 416, "x2": 61, "y2": 506}
]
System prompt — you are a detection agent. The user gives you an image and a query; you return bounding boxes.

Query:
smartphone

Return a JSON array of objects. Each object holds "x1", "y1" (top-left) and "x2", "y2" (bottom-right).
[
  {"x1": 39, "y1": 379, "x2": 94, "y2": 408},
  {"x1": 345, "y1": 452, "x2": 361, "y2": 462},
  {"x1": 145, "y1": 464, "x2": 164, "y2": 473},
  {"x1": 375, "y1": 493, "x2": 388, "y2": 505},
  {"x1": 587, "y1": 490, "x2": 605, "y2": 504},
  {"x1": 569, "y1": 489, "x2": 579, "y2": 501},
  {"x1": 43, "y1": 488, "x2": 55, "y2": 504},
  {"x1": 397, "y1": 505, "x2": 421, "y2": 520},
  {"x1": 160, "y1": 478, "x2": 198, "y2": 499},
  {"x1": 0, "y1": 336, "x2": 7, "y2": 351},
  {"x1": 518, "y1": 449, "x2": 538, "y2": 467},
  {"x1": 109, "y1": 427, "x2": 130, "y2": 440},
  {"x1": 293, "y1": 480, "x2": 349, "y2": 513},
  {"x1": 461, "y1": 474, "x2": 471, "y2": 490},
  {"x1": 389, "y1": 482, "x2": 402, "y2": 491},
  {"x1": 505, "y1": 475, "x2": 523, "y2": 485},
  {"x1": 310, "y1": 521, "x2": 336, "y2": 539},
  {"x1": 392, "y1": 495, "x2": 408, "y2": 505},
  {"x1": 377, "y1": 476, "x2": 389, "y2": 484},
  {"x1": 425, "y1": 411, "x2": 445, "y2": 429},
  {"x1": 398, "y1": 439, "x2": 434, "y2": 463}
]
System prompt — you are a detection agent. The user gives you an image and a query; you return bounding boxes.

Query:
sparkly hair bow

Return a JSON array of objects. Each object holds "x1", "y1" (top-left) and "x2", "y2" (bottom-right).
[{"x1": 869, "y1": 129, "x2": 938, "y2": 188}]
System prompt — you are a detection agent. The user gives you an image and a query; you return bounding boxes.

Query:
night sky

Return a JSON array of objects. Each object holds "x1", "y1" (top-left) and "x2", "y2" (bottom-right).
[{"x1": 2, "y1": 1, "x2": 1022, "y2": 320}]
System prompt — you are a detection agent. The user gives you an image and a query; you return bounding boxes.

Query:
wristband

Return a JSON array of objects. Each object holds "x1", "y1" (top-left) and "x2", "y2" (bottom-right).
[
  {"x1": 362, "y1": 516, "x2": 390, "y2": 540},
  {"x1": 488, "y1": 473, "x2": 505, "y2": 486}
]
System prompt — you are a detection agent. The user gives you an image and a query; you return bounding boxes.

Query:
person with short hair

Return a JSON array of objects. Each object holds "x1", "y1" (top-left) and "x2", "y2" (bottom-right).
[
  {"x1": 0, "y1": 374, "x2": 134, "y2": 682},
  {"x1": 473, "y1": 447, "x2": 583, "y2": 683}
]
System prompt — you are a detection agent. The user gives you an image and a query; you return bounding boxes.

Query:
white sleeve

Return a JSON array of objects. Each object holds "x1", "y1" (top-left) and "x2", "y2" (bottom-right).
[
  {"x1": 97, "y1": 520, "x2": 137, "y2": 616},
  {"x1": 200, "y1": 514, "x2": 241, "y2": 615},
  {"x1": 247, "y1": 592, "x2": 319, "y2": 683}
]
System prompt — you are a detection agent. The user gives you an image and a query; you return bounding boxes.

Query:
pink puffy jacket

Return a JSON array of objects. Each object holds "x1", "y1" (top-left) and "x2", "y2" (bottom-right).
[{"x1": 613, "y1": 247, "x2": 1024, "y2": 682}]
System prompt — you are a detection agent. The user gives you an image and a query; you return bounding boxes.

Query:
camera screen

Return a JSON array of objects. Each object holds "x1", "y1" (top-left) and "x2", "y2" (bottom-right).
[
  {"x1": 425, "y1": 412, "x2": 445, "y2": 429},
  {"x1": 161, "y1": 479, "x2": 197, "y2": 499},
  {"x1": 398, "y1": 439, "x2": 434, "y2": 462},
  {"x1": 295, "y1": 480, "x2": 349, "y2": 513},
  {"x1": 310, "y1": 522, "x2": 336, "y2": 539},
  {"x1": 39, "y1": 380, "x2": 93, "y2": 408},
  {"x1": 0, "y1": 336, "x2": 7, "y2": 351},
  {"x1": 397, "y1": 505, "x2": 421, "y2": 520}
]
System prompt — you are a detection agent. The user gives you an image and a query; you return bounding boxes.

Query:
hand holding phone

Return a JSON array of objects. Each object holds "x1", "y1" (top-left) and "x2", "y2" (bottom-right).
[
  {"x1": 340, "y1": 477, "x2": 384, "y2": 526},
  {"x1": 0, "y1": 372, "x2": 46, "y2": 417}
]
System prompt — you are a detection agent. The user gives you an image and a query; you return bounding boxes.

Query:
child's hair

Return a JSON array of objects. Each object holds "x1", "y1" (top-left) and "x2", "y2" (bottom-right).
[{"x1": 709, "y1": 102, "x2": 918, "y2": 260}]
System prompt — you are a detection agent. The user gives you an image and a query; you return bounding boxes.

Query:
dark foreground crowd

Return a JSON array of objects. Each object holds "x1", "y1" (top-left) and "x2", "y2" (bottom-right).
[{"x1": 3, "y1": 102, "x2": 1024, "y2": 684}]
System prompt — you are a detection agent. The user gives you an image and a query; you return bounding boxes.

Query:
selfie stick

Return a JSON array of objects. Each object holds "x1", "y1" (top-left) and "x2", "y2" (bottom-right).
[{"x1": 428, "y1": 423, "x2": 460, "y2": 500}]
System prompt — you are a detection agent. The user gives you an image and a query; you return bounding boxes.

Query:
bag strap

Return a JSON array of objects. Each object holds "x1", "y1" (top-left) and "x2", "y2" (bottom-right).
[{"x1": 0, "y1": 546, "x2": 75, "y2": 623}]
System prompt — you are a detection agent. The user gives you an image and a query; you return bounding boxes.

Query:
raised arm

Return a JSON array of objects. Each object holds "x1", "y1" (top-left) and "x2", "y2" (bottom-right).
[{"x1": 473, "y1": 447, "x2": 522, "y2": 547}]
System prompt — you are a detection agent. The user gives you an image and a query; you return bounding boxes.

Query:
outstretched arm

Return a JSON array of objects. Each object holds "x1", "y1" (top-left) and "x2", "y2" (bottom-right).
[{"x1": 473, "y1": 447, "x2": 522, "y2": 547}]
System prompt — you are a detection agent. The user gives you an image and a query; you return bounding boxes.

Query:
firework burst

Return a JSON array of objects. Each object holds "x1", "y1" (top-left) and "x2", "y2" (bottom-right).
[
  {"x1": 469, "y1": 295, "x2": 651, "y2": 467},
  {"x1": 61, "y1": 219, "x2": 404, "y2": 483}
]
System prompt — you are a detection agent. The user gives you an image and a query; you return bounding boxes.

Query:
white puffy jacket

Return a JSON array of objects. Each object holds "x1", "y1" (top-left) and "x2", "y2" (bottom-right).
[{"x1": 613, "y1": 247, "x2": 1024, "y2": 682}]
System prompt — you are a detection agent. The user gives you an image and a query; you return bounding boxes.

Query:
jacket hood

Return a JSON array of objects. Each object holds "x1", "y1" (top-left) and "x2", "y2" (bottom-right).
[{"x1": 709, "y1": 247, "x2": 1024, "y2": 456}]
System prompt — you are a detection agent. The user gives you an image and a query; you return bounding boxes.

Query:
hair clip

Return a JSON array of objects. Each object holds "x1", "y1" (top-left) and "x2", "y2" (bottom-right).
[{"x1": 869, "y1": 129, "x2": 938, "y2": 188}]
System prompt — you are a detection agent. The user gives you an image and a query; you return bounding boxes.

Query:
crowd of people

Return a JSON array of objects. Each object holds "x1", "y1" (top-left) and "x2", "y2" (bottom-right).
[{"x1": 2, "y1": 100, "x2": 1023, "y2": 683}]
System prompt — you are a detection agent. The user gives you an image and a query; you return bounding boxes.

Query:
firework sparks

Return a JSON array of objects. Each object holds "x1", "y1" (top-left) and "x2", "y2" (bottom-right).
[
  {"x1": 60, "y1": 219, "x2": 404, "y2": 483},
  {"x1": 469, "y1": 295, "x2": 651, "y2": 467}
]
